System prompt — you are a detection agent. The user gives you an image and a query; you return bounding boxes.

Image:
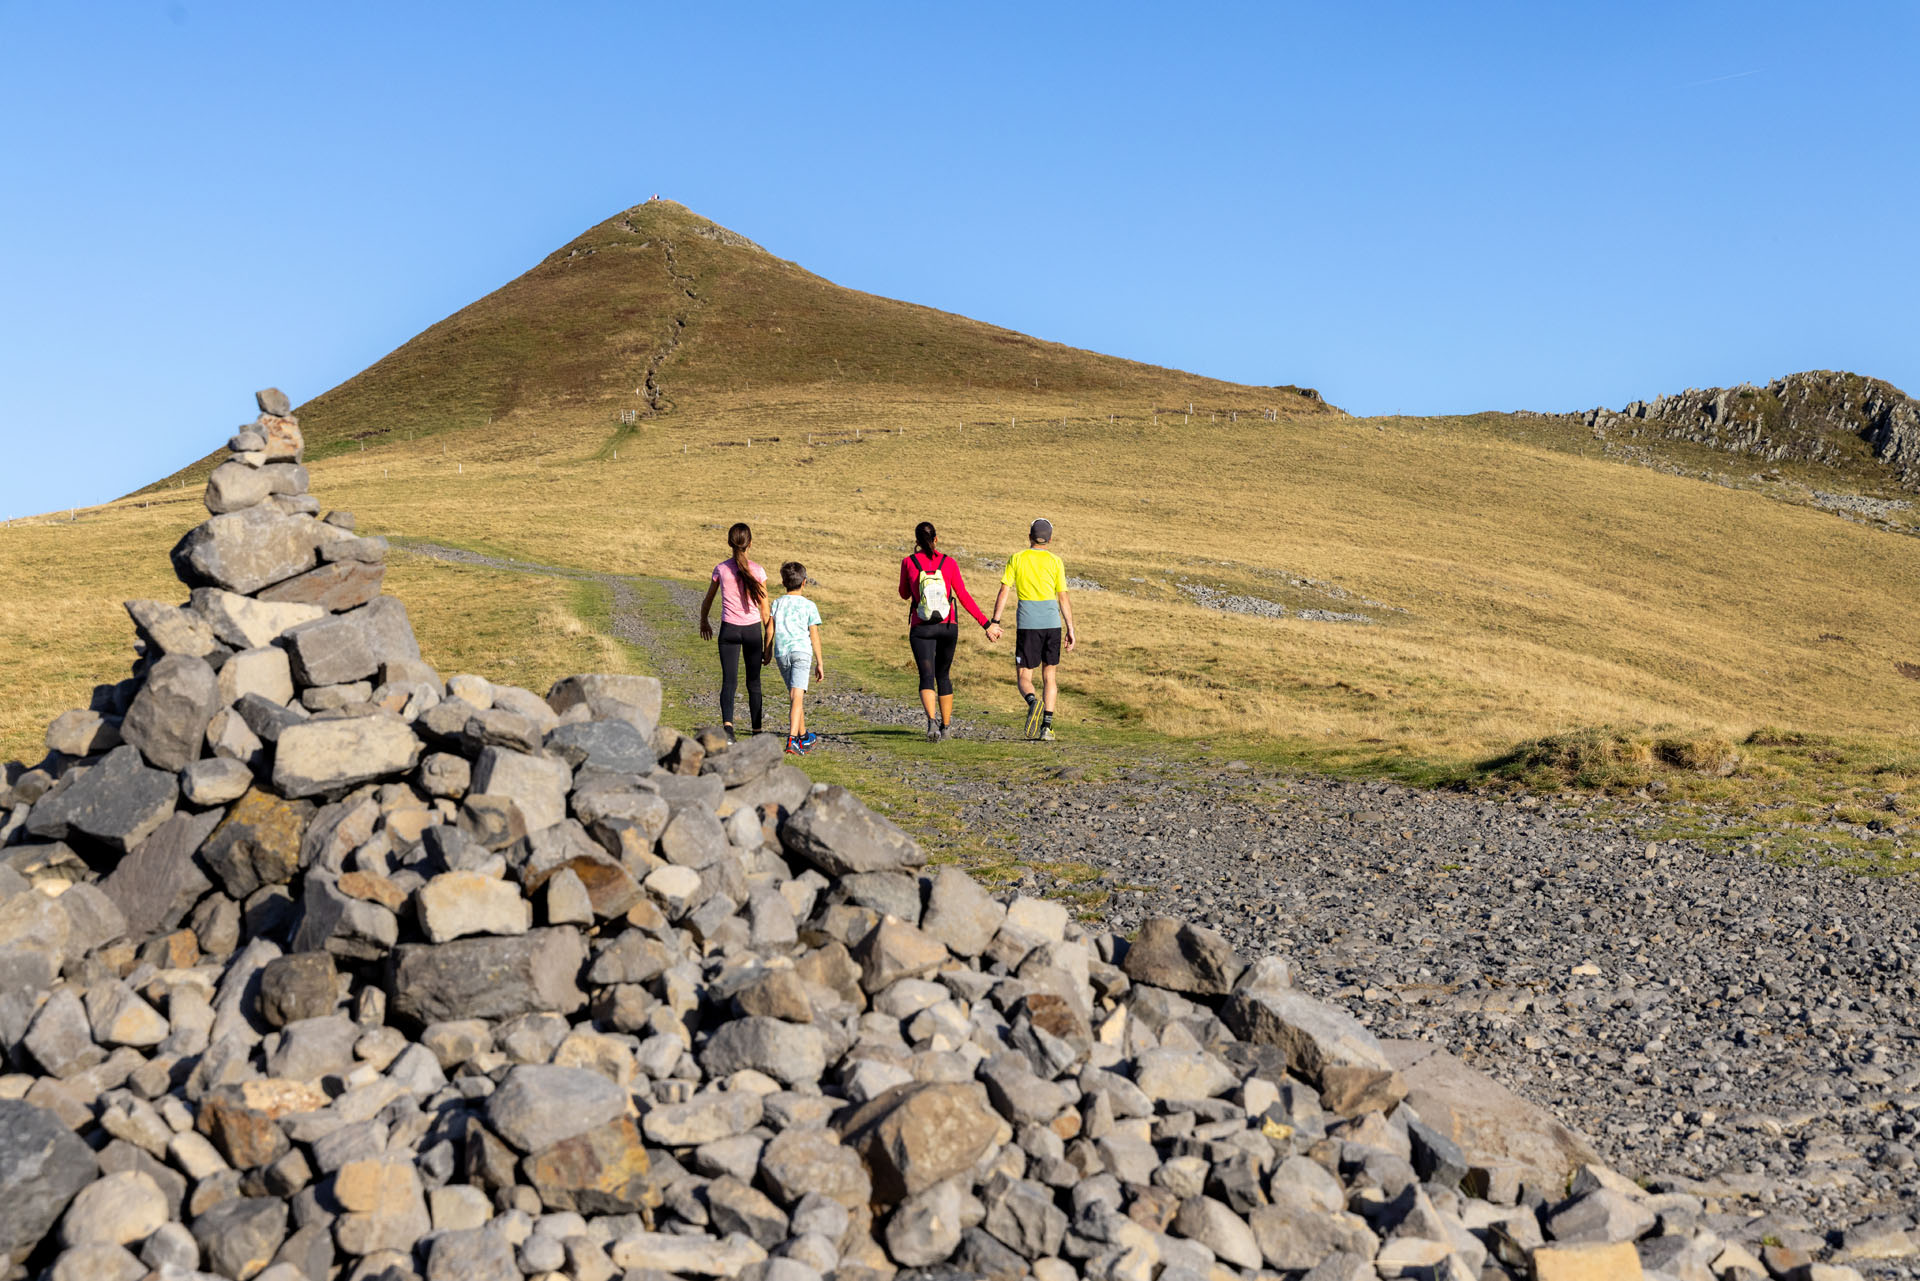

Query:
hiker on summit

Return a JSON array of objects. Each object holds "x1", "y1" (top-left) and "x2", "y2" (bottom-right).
[
  {"x1": 698, "y1": 521, "x2": 771, "y2": 740},
  {"x1": 990, "y1": 518, "x2": 1076, "y2": 741},
  {"x1": 899, "y1": 521, "x2": 1001, "y2": 742}
]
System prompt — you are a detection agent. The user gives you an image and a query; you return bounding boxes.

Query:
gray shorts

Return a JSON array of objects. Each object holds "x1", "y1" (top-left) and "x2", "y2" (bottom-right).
[{"x1": 775, "y1": 649, "x2": 811, "y2": 691}]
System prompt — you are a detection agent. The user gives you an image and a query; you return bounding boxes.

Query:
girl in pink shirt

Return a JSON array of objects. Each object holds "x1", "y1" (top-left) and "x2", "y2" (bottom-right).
[{"x1": 698, "y1": 522, "x2": 771, "y2": 738}]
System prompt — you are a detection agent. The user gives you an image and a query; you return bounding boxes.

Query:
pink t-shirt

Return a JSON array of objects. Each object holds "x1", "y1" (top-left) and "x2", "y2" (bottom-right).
[{"x1": 712, "y1": 559, "x2": 768, "y2": 625}]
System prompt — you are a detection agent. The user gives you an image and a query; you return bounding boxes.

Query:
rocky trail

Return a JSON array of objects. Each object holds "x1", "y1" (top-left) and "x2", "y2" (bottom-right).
[{"x1": 405, "y1": 543, "x2": 1920, "y2": 1272}]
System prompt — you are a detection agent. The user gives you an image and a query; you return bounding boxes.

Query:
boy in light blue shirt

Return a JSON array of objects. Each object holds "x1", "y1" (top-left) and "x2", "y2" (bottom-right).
[{"x1": 766, "y1": 561, "x2": 825, "y2": 754}]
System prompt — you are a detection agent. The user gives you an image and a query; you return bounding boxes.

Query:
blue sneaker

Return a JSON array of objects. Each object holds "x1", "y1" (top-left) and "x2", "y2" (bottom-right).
[
  {"x1": 784, "y1": 736, "x2": 806, "y2": 756},
  {"x1": 798, "y1": 732, "x2": 819, "y2": 749}
]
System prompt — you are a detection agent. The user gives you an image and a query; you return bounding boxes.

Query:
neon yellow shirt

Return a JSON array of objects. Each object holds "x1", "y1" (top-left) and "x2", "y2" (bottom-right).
[{"x1": 1001, "y1": 548, "x2": 1067, "y2": 628}]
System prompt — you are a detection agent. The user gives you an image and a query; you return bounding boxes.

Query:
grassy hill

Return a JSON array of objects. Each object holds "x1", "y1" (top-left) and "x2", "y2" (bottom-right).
[
  {"x1": 11, "y1": 202, "x2": 1920, "y2": 859},
  {"x1": 150, "y1": 199, "x2": 1331, "y2": 487}
]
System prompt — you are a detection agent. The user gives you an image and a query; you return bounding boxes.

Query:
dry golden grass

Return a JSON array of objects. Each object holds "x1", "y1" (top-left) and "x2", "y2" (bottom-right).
[
  {"x1": 0, "y1": 494, "x2": 639, "y2": 763},
  {"x1": 15, "y1": 390, "x2": 1919, "y2": 782},
  {"x1": 13, "y1": 200, "x2": 1918, "y2": 797}
]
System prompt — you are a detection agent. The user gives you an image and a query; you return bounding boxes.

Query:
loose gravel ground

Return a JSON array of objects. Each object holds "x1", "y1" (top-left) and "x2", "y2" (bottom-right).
[{"x1": 410, "y1": 543, "x2": 1920, "y2": 1268}]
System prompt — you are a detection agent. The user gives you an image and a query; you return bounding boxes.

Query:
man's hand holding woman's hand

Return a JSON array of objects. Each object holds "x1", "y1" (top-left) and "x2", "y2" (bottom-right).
[{"x1": 985, "y1": 622, "x2": 1003, "y2": 643}]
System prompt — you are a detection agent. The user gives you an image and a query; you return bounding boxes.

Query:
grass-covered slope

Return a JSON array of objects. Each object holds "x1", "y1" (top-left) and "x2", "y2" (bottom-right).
[
  {"x1": 11, "y1": 201, "x2": 1919, "y2": 841},
  {"x1": 149, "y1": 200, "x2": 1331, "y2": 487}
]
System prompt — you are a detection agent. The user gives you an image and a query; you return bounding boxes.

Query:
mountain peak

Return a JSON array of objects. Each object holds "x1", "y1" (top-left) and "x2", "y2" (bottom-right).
[
  {"x1": 162, "y1": 202, "x2": 1330, "y2": 484},
  {"x1": 551, "y1": 199, "x2": 773, "y2": 264}
]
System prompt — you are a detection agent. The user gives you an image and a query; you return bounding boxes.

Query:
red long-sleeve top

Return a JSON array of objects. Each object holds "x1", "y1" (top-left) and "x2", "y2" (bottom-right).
[{"x1": 898, "y1": 552, "x2": 990, "y2": 628}]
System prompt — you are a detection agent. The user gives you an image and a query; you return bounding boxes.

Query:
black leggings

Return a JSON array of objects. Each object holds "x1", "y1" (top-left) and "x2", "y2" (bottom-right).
[
  {"x1": 718, "y1": 622, "x2": 764, "y2": 730},
  {"x1": 909, "y1": 622, "x2": 959, "y2": 697}
]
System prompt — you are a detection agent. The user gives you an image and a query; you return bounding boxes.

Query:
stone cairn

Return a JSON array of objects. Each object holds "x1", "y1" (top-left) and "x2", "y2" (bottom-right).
[{"x1": 0, "y1": 392, "x2": 1862, "y2": 1281}]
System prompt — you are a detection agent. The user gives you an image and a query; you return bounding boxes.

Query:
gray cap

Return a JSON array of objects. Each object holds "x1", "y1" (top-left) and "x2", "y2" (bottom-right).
[{"x1": 1029, "y1": 518, "x2": 1053, "y2": 543}]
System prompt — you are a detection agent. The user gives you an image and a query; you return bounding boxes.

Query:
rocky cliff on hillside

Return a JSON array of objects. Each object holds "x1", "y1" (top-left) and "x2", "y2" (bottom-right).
[{"x1": 1533, "y1": 371, "x2": 1920, "y2": 487}]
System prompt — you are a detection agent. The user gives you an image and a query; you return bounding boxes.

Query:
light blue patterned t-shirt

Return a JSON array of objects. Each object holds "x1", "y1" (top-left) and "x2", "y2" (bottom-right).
[{"x1": 770, "y1": 594, "x2": 821, "y2": 657}]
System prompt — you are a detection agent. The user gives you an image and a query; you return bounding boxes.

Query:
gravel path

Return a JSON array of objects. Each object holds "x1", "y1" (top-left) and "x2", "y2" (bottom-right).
[{"x1": 404, "y1": 542, "x2": 1920, "y2": 1266}]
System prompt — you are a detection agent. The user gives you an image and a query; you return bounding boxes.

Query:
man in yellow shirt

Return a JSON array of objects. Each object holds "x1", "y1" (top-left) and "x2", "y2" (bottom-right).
[{"x1": 989, "y1": 518, "x2": 1078, "y2": 741}]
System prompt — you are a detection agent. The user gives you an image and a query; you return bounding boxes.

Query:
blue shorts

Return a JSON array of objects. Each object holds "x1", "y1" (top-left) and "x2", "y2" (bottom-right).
[{"x1": 775, "y1": 649, "x2": 811, "y2": 691}]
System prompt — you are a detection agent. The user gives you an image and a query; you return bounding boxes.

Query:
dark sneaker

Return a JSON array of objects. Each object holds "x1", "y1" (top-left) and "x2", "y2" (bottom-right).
[
  {"x1": 1023, "y1": 698, "x2": 1044, "y2": 740},
  {"x1": 723, "y1": 724, "x2": 737, "y2": 744},
  {"x1": 925, "y1": 717, "x2": 939, "y2": 743},
  {"x1": 784, "y1": 736, "x2": 805, "y2": 756},
  {"x1": 937, "y1": 722, "x2": 951, "y2": 741},
  {"x1": 798, "y1": 732, "x2": 819, "y2": 749}
]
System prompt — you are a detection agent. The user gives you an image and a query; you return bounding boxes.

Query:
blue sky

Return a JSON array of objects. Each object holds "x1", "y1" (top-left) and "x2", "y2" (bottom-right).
[{"x1": 2, "y1": 1, "x2": 1916, "y2": 518}]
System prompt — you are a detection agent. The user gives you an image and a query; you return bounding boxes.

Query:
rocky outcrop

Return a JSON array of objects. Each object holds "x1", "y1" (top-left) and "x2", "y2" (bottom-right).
[{"x1": 1541, "y1": 369, "x2": 1920, "y2": 487}]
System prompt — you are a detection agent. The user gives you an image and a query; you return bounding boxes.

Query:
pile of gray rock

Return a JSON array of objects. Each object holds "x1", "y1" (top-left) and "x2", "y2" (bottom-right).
[{"x1": 0, "y1": 394, "x2": 1870, "y2": 1281}]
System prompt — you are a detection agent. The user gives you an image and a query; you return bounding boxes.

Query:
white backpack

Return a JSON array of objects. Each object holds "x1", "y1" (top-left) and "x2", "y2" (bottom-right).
[{"x1": 913, "y1": 554, "x2": 951, "y2": 622}]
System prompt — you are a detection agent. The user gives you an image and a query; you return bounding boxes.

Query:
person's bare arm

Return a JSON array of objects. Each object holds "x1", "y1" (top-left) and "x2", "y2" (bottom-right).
[
  {"x1": 990, "y1": 584, "x2": 1011, "y2": 628},
  {"x1": 809, "y1": 623, "x2": 825, "y2": 681},
  {"x1": 698, "y1": 581, "x2": 719, "y2": 640},
  {"x1": 1060, "y1": 589, "x2": 1076, "y2": 653}
]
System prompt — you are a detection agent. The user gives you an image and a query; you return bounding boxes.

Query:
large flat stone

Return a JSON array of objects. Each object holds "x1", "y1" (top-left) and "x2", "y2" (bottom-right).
[
  {"x1": 203, "y1": 460, "x2": 275, "y2": 514},
  {"x1": 920, "y1": 867, "x2": 1004, "y2": 957},
  {"x1": 835, "y1": 1081, "x2": 1000, "y2": 1204},
  {"x1": 545, "y1": 674, "x2": 662, "y2": 728},
  {"x1": 469, "y1": 747, "x2": 571, "y2": 832},
  {"x1": 255, "y1": 561, "x2": 386, "y2": 612},
  {"x1": 188, "y1": 589, "x2": 324, "y2": 651},
  {"x1": 349, "y1": 596, "x2": 421, "y2": 668},
  {"x1": 56, "y1": 711, "x2": 117, "y2": 759},
  {"x1": 486, "y1": 1064, "x2": 629, "y2": 1152},
  {"x1": 544, "y1": 720, "x2": 656, "y2": 774},
  {"x1": 415, "y1": 871, "x2": 531, "y2": 942},
  {"x1": 523, "y1": 1115, "x2": 660, "y2": 1214},
  {"x1": 1121, "y1": 916, "x2": 1246, "y2": 996},
  {"x1": 214, "y1": 650, "x2": 291, "y2": 712},
  {"x1": 171, "y1": 506, "x2": 323, "y2": 595},
  {"x1": 123, "y1": 600, "x2": 219, "y2": 659},
  {"x1": 1385, "y1": 1040, "x2": 1603, "y2": 1195},
  {"x1": 1222, "y1": 987, "x2": 1393, "y2": 1083},
  {"x1": 389, "y1": 928, "x2": 587, "y2": 1024},
  {"x1": 281, "y1": 614, "x2": 378, "y2": 688},
  {"x1": 780, "y1": 784, "x2": 923, "y2": 876},
  {"x1": 98, "y1": 809, "x2": 221, "y2": 938},
  {"x1": 27, "y1": 746, "x2": 178, "y2": 853},
  {"x1": 272, "y1": 713, "x2": 421, "y2": 799}
]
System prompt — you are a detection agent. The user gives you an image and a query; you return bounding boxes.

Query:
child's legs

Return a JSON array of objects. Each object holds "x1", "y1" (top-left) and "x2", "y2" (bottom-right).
[
  {"x1": 717, "y1": 635, "x2": 741, "y2": 725},
  {"x1": 789, "y1": 688, "x2": 805, "y2": 737},
  {"x1": 1041, "y1": 665, "x2": 1059, "y2": 712},
  {"x1": 742, "y1": 631, "x2": 764, "y2": 730}
]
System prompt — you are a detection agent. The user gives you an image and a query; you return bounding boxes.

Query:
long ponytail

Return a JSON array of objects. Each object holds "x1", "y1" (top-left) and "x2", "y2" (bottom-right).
[
  {"x1": 913, "y1": 521, "x2": 937, "y2": 561},
  {"x1": 727, "y1": 522, "x2": 767, "y2": 614}
]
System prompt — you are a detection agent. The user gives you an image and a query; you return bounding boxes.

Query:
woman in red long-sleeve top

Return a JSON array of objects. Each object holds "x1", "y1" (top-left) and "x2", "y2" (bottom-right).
[{"x1": 899, "y1": 521, "x2": 1003, "y2": 741}]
